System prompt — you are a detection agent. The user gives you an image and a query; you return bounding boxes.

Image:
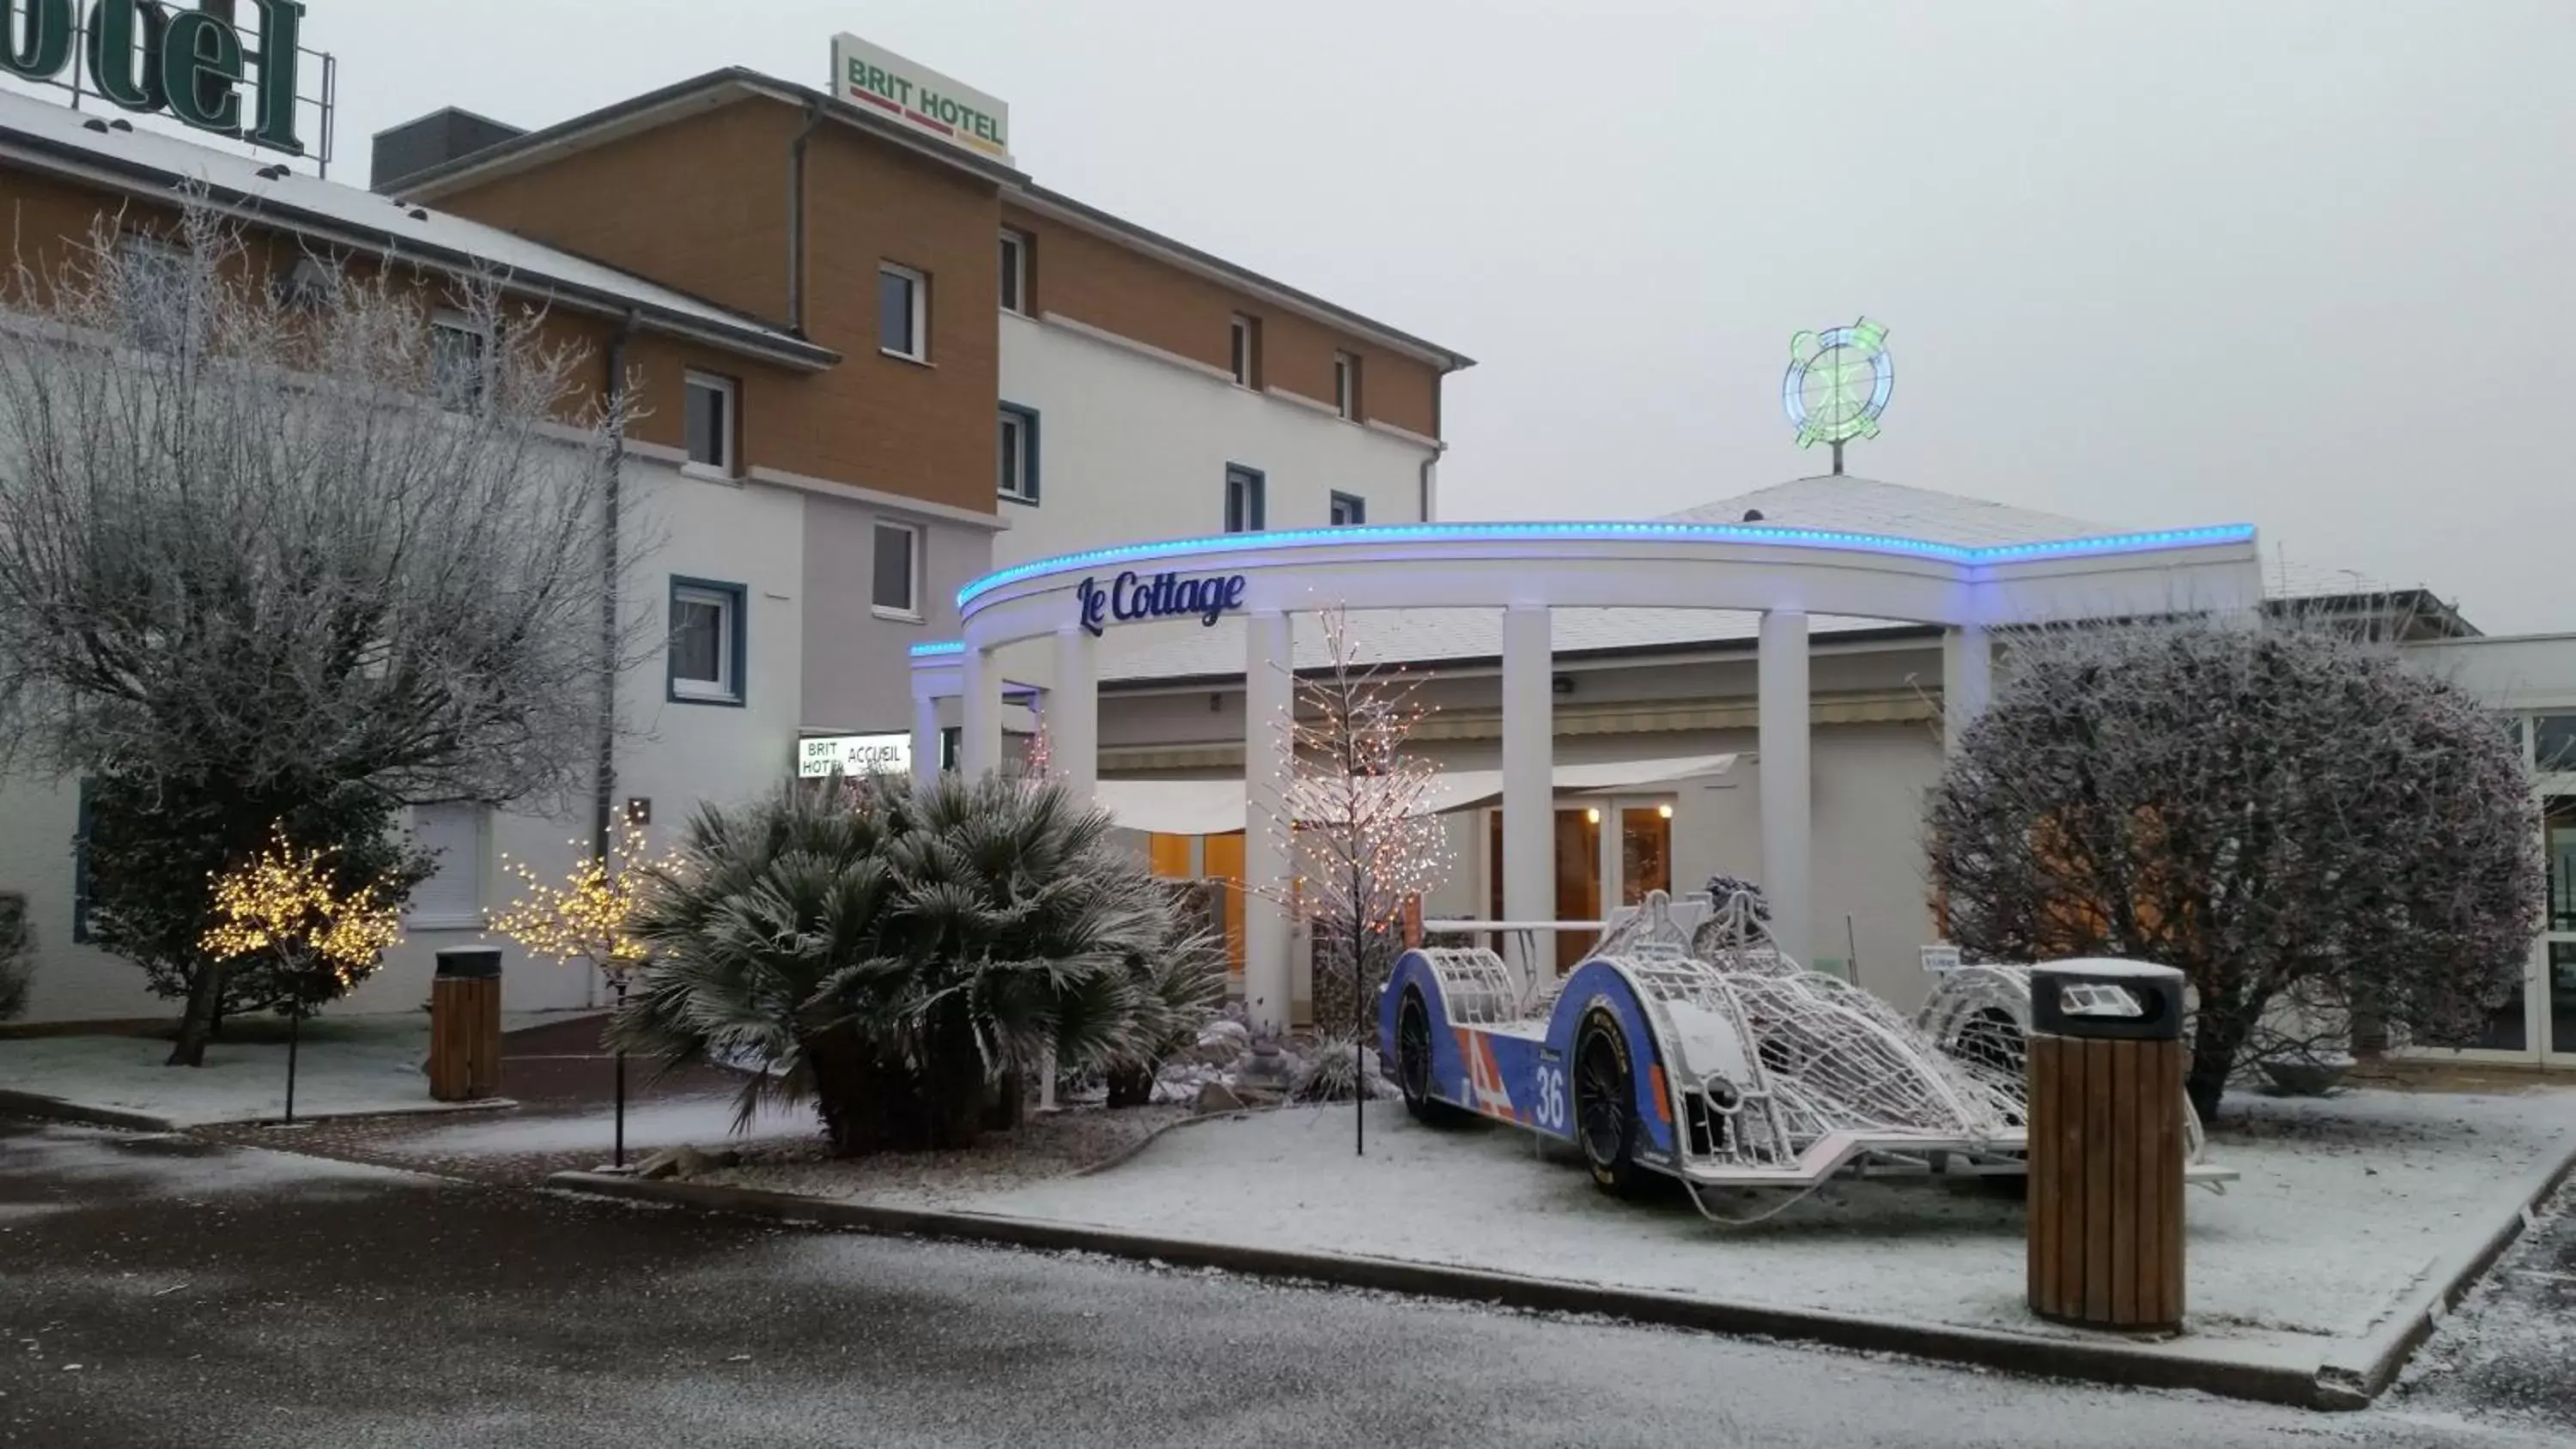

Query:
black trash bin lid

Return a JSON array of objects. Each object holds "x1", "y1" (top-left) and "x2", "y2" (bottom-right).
[
  {"x1": 2029, "y1": 959, "x2": 2184, "y2": 1041},
  {"x1": 434, "y1": 947, "x2": 503, "y2": 979}
]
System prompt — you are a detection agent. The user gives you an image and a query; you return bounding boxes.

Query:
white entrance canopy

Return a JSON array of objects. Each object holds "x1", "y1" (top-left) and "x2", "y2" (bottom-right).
[
  {"x1": 1092, "y1": 752, "x2": 1738, "y2": 835},
  {"x1": 911, "y1": 518, "x2": 2265, "y2": 1030}
]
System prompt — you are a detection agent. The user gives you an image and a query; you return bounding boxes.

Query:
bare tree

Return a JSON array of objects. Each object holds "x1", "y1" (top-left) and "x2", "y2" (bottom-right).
[
  {"x1": 0, "y1": 200, "x2": 647, "y2": 1062},
  {"x1": 1258, "y1": 606, "x2": 1450, "y2": 1147},
  {"x1": 1924, "y1": 616, "x2": 2541, "y2": 1119}
]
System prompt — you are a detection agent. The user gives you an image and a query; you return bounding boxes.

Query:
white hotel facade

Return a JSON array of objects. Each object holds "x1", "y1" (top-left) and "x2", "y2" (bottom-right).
[{"x1": 2, "y1": 30, "x2": 2571, "y2": 1076}]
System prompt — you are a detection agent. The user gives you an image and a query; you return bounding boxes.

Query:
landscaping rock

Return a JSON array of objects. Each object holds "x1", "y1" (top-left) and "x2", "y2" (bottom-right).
[
  {"x1": 635, "y1": 1143, "x2": 725, "y2": 1180},
  {"x1": 1194, "y1": 1081, "x2": 1245, "y2": 1114}
]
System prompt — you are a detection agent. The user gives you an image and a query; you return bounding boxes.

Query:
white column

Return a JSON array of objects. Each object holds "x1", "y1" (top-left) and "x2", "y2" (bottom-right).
[
  {"x1": 1242, "y1": 611, "x2": 1295, "y2": 1034},
  {"x1": 1759, "y1": 609, "x2": 1813, "y2": 969},
  {"x1": 910, "y1": 690, "x2": 941, "y2": 788},
  {"x1": 1052, "y1": 626, "x2": 1099, "y2": 799},
  {"x1": 1941, "y1": 623, "x2": 1991, "y2": 759},
  {"x1": 961, "y1": 645, "x2": 1001, "y2": 779},
  {"x1": 1501, "y1": 603, "x2": 1554, "y2": 989}
]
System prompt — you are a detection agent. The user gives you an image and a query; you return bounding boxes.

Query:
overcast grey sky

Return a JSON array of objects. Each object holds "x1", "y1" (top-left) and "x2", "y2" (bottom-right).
[{"x1": 27, "y1": 3, "x2": 2576, "y2": 629}]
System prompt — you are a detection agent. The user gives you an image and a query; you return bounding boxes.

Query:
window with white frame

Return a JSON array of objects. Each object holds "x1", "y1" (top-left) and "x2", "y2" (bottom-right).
[
  {"x1": 407, "y1": 803, "x2": 485, "y2": 928},
  {"x1": 669, "y1": 578, "x2": 745, "y2": 704},
  {"x1": 1333, "y1": 351, "x2": 1359, "y2": 420},
  {"x1": 1229, "y1": 313, "x2": 1258, "y2": 387},
  {"x1": 683, "y1": 371, "x2": 737, "y2": 475},
  {"x1": 1329, "y1": 491, "x2": 1366, "y2": 527},
  {"x1": 999, "y1": 229, "x2": 1030, "y2": 315},
  {"x1": 1224, "y1": 465, "x2": 1266, "y2": 533},
  {"x1": 878, "y1": 263, "x2": 927, "y2": 360},
  {"x1": 873, "y1": 521, "x2": 921, "y2": 617},
  {"x1": 430, "y1": 310, "x2": 491, "y2": 411},
  {"x1": 998, "y1": 404, "x2": 1040, "y2": 504}
]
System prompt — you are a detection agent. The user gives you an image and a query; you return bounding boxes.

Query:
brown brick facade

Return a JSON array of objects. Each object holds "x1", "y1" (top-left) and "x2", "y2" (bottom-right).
[
  {"x1": 1002, "y1": 202, "x2": 1443, "y2": 440},
  {"x1": 427, "y1": 98, "x2": 799, "y2": 327}
]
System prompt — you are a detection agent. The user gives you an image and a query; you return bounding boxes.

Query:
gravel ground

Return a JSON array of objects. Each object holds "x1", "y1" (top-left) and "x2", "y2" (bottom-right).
[
  {"x1": 696, "y1": 1101, "x2": 1198, "y2": 1206},
  {"x1": 2395, "y1": 1175, "x2": 2576, "y2": 1435}
]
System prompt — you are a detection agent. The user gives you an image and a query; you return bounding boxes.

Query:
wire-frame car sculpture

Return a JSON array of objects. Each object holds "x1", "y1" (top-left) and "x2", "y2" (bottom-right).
[
  {"x1": 1386, "y1": 885, "x2": 2227, "y2": 1221},
  {"x1": 1383, "y1": 888, "x2": 2036, "y2": 1221}
]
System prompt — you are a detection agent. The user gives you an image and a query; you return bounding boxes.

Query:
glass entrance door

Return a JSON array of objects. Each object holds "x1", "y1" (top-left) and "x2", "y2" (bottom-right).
[{"x1": 1485, "y1": 797, "x2": 1675, "y2": 976}]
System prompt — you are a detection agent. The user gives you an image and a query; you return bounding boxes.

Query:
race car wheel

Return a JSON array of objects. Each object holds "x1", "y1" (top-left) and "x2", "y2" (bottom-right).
[
  {"x1": 1575, "y1": 1011, "x2": 1651, "y2": 1198},
  {"x1": 1396, "y1": 991, "x2": 1466, "y2": 1126}
]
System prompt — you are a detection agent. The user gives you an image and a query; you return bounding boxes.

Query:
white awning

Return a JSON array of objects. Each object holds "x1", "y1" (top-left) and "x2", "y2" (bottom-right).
[{"x1": 1095, "y1": 753, "x2": 1736, "y2": 836}]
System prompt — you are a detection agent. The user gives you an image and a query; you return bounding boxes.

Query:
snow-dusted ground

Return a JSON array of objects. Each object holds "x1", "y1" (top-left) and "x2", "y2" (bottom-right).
[
  {"x1": 0, "y1": 1018, "x2": 552, "y2": 1126},
  {"x1": 956, "y1": 1088, "x2": 2576, "y2": 1363},
  {"x1": 390, "y1": 1093, "x2": 816, "y2": 1156}
]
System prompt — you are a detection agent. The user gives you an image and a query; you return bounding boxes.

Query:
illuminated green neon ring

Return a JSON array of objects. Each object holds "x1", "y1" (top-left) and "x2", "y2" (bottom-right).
[{"x1": 1783, "y1": 318, "x2": 1893, "y2": 448}]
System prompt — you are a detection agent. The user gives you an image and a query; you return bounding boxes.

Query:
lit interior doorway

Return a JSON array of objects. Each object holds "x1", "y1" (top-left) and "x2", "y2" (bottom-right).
[{"x1": 1485, "y1": 797, "x2": 1675, "y2": 974}]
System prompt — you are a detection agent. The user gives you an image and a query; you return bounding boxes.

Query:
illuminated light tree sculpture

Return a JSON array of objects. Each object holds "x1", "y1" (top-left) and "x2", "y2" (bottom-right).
[
  {"x1": 200, "y1": 826, "x2": 404, "y2": 1125},
  {"x1": 1262, "y1": 605, "x2": 1451, "y2": 1155},
  {"x1": 487, "y1": 815, "x2": 681, "y2": 1167}
]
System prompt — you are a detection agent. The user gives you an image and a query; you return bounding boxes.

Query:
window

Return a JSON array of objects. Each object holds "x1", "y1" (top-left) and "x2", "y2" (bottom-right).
[
  {"x1": 407, "y1": 804, "x2": 485, "y2": 928},
  {"x1": 667, "y1": 577, "x2": 746, "y2": 706},
  {"x1": 1224, "y1": 465, "x2": 1266, "y2": 533},
  {"x1": 2538, "y1": 714, "x2": 2576, "y2": 774},
  {"x1": 683, "y1": 372, "x2": 737, "y2": 475},
  {"x1": 998, "y1": 229, "x2": 1030, "y2": 315},
  {"x1": 116, "y1": 234, "x2": 191, "y2": 350},
  {"x1": 1333, "y1": 351, "x2": 1360, "y2": 420},
  {"x1": 998, "y1": 403, "x2": 1040, "y2": 504},
  {"x1": 873, "y1": 521, "x2": 921, "y2": 618},
  {"x1": 1330, "y1": 491, "x2": 1366, "y2": 527},
  {"x1": 430, "y1": 311, "x2": 490, "y2": 411},
  {"x1": 878, "y1": 263, "x2": 927, "y2": 360},
  {"x1": 1229, "y1": 313, "x2": 1259, "y2": 387}
]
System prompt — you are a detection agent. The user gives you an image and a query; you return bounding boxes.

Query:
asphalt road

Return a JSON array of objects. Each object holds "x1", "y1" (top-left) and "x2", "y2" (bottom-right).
[{"x1": 0, "y1": 1118, "x2": 2563, "y2": 1449}]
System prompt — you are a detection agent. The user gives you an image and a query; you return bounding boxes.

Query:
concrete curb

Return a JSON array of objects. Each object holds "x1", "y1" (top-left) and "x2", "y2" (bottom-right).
[
  {"x1": 543, "y1": 1168, "x2": 2334, "y2": 1410},
  {"x1": 2313, "y1": 1129, "x2": 2576, "y2": 1409},
  {"x1": 0, "y1": 1087, "x2": 517, "y2": 1133},
  {"x1": 0, "y1": 1088, "x2": 178, "y2": 1133}
]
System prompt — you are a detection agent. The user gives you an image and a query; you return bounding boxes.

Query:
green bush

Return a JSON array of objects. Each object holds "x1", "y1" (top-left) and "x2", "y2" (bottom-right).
[{"x1": 616, "y1": 773, "x2": 1223, "y2": 1154}]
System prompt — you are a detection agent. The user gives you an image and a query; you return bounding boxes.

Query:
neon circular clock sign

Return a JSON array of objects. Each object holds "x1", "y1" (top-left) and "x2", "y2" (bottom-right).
[{"x1": 1783, "y1": 317, "x2": 1893, "y2": 461}]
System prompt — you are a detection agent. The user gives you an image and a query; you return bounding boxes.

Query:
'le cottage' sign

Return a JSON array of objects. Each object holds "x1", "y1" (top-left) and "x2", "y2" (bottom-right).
[
  {"x1": 1078, "y1": 571, "x2": 1248, "y2": 637},
  {"x1": 3, "y1": 0, "x2": 310, "y2": 155}
]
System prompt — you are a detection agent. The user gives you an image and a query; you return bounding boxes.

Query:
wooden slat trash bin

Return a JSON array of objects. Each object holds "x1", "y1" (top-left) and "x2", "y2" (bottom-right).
[
  {"x1": 428, "y1": 947, "x2": 503, "y2": 1102},
  {"x1": 2026, "y1": 960, "x2": 2186, "y2": 1332}
]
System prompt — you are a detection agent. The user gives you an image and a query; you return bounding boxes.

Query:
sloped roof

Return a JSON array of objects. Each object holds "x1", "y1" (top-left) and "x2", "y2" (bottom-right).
[
  {"x1": 0, "y1": 89, "x2": 836, "y2": 370},
  {"x1": 1093, "y1": 475, "x2": 2457, "y2": 684}
]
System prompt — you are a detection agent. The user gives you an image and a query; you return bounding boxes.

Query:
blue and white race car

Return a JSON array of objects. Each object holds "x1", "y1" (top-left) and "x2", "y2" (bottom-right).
[{"x1": 1378, "y1": 889, "x2": 2032, "y2": 1216}]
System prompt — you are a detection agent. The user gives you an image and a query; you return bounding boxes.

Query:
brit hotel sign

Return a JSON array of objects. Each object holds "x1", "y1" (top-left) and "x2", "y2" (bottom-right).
[{"x1": 829, "y1": 33, "x2": 1011, "y2": 166}]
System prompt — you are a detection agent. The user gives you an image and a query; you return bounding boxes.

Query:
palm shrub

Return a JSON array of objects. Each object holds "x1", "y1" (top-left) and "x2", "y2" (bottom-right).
[{"x1": 615, "y1": 773, "x2": 1220, "y2": 1153}]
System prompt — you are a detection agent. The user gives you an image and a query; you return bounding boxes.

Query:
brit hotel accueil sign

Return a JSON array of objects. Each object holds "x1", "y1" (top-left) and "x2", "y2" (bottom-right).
[{"x1": 829, "y1": 33, "x2": 1011, "y2": 165}]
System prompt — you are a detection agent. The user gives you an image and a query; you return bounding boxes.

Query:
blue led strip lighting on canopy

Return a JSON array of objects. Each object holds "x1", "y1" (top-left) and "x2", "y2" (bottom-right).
[
  {"x1": 908, "y1": 640, "x2": 965, "y2": 658},
  {"x1": 951, "y1": 521, "x2": 2257, "y2": 613}
]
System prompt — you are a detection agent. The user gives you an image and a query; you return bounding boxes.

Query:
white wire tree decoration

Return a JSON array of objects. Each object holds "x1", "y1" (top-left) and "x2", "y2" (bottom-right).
[{"x1": 1261, "y1": 604, "x2": 1451, "y2": 1155}]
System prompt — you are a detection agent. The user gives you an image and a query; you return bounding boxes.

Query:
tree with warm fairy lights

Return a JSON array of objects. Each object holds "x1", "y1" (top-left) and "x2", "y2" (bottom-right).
[
  {"x1": 200, "y1": 826, "x2": 405, "y2": 1125},
  {"x1": 1264, "y1": 605, "x2": 1451, "y2": 1155},
  {"x1": 487, "y1": 815, "x2": 682, "y2": 1166}
]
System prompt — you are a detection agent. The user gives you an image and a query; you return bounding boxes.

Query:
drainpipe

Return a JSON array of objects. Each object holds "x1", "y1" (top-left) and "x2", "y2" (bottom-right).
[
  {"x1": 787, "y1": 99, "x2": 827, "y2": 335},
  {"x1": 593, "y1": 312, "x2": 638, "y2": 879},
  {"x1": 1418, "y1": 440, "x2": 1447, "y2": 523}
]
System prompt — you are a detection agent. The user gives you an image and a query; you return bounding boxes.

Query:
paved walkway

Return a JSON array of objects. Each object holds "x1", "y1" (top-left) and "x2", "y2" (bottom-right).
[
  {"x1": 2, "y1": 1116, "x2": 2562, "y2": 1449},
  {"x1": 189, "y1": 1013, "x2": 784, "y2": 1184}
]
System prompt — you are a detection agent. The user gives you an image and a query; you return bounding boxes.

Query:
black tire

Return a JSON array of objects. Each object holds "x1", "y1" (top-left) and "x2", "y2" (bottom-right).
[
  {"x1": 1574, "y1": 1010, "x2": 1652, "y2": 1198},
  {"x1": 1395, "y1": 991, "x2": 1467, "y2": 1126}
]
